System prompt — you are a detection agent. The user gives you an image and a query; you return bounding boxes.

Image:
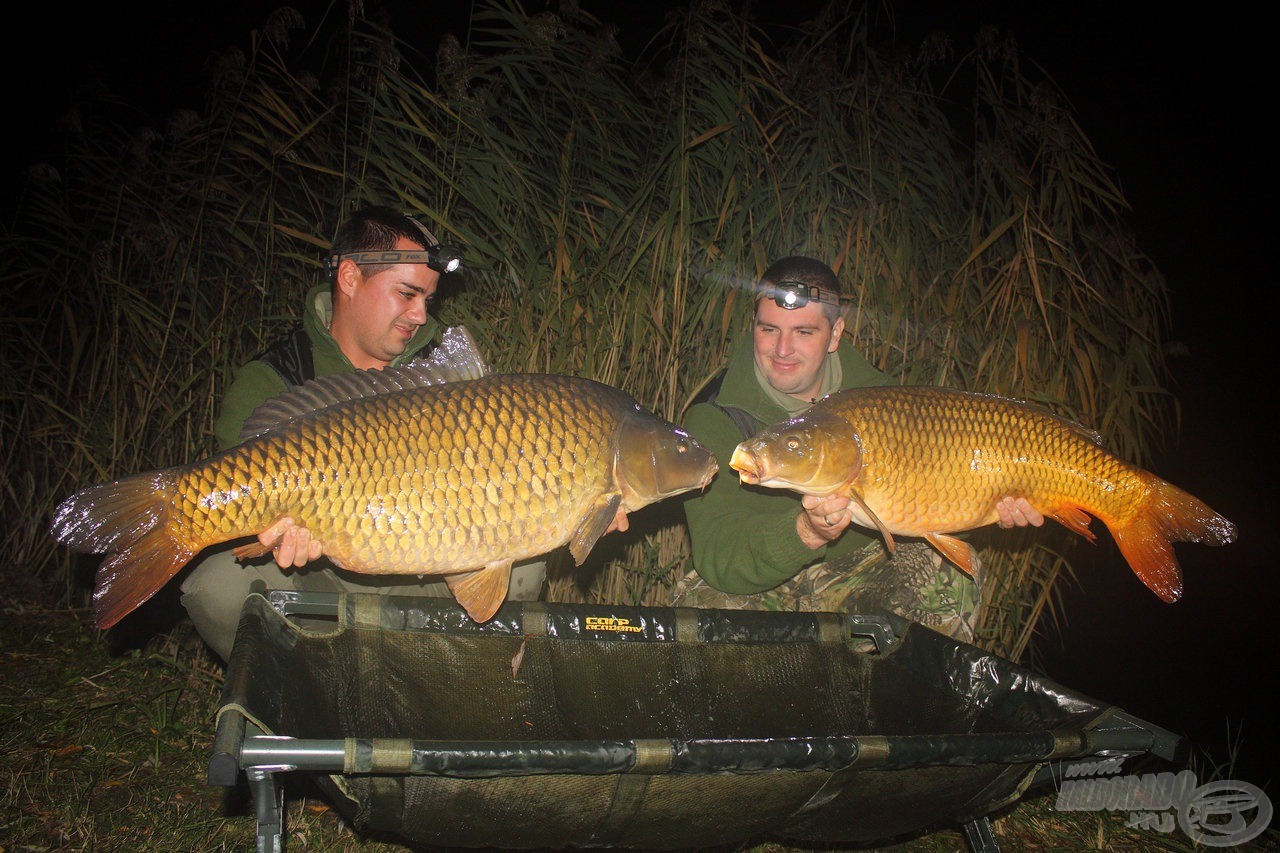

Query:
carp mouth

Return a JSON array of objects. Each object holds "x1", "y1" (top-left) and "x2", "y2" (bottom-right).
[
  {"x1": 659, "y1": 454, "x2": 720, "y2": 498},
  {"x1": 729, "y1": 445, "x2": 763, "y2": 485},
  {"x1": 616, "y1": 417, "x2": 720, "y2": 506},
  {"x1": 696, "y1": 459, "x2": 720, "y2": 491}
]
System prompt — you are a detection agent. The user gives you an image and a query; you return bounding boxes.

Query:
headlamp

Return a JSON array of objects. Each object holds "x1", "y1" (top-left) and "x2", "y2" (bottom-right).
[
  {"x1": 324, "y1": 214, "x2": 462, "y2": 277},
  {"x1": 764, "y1": 280, "x2": 827, "y2": 310}
]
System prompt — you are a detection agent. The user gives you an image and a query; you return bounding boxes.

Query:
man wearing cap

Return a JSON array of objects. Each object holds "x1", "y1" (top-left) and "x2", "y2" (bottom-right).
[
  {"x1": 677, "y1": 256, "x2": 1040, "y2": 640},
  {"x1": 178, "y1": 206, "x2": 556, "y2": 661}
]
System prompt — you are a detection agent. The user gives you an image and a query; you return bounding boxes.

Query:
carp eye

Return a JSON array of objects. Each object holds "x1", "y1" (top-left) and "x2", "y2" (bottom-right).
[
  {"x1": 675, "y1": 439, "x2": 688, "y2": 454},
  {"x1": 785, "y1": 436, "x2": 801, "y2": 452}
]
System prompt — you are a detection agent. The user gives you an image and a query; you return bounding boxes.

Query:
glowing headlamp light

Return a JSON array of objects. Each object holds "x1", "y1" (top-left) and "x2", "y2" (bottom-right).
[{"x1": 765, "y1": 280, "x2": 827, "y2": 309}]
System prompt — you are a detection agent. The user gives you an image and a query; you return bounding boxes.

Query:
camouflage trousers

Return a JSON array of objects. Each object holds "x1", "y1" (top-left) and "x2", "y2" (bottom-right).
[{"x1": 670, "y1": 542, "x2": 981, "y2": 643}]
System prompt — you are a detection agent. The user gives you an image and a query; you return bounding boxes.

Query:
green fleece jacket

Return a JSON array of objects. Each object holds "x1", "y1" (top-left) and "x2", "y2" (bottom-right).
[
  {"x1": 213, "y1": 284, "x2": 442, "y2": 450},
  {"x1": 682, "y1": 335, "x2": 894, "y2": 593}
]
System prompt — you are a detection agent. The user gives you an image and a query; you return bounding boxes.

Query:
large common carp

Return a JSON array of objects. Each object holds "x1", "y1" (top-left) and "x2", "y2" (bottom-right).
[
  {"x1": 52, "y1": 328, "x2": 718, "y2": 628},
  {"x1": 729, "y1": 385, "x2": 1235, "y2": 602}
]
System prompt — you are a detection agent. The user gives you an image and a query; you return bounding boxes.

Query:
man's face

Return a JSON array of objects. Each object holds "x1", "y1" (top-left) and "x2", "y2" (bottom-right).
[
  {"x1": 753, "y1": 298, "x2": 844, "y2": 401},
  {"x1": 333, "y1": 236, "x2": 441, "y2": 369}
]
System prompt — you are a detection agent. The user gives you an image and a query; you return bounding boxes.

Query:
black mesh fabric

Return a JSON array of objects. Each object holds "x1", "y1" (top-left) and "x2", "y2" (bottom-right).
[{"x1": 219, "y1": 593, "x2": 1113, "y2": 848}]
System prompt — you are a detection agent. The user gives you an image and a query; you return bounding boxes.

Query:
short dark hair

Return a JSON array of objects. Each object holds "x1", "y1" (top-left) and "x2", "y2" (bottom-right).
[
  {"x1": 330, "y1": 206, "x2": 432, "y2": 257},
  {"x1": 757, "y1": 256, "x2": 843, "y2": 324}
]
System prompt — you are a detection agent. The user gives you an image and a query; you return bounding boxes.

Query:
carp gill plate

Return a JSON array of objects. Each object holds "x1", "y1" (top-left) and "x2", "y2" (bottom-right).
[
  {"x1": 52, "y1": 328, "x2": 718, "y2": 627},
  {"x1": 729, "y1": 385, "x2": 1235, "y2": 602}
]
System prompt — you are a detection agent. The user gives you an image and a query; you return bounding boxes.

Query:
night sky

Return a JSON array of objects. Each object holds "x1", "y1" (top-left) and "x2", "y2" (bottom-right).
[{"x1": 6, "y1": 0, "x2": 1272, "y2": 798}]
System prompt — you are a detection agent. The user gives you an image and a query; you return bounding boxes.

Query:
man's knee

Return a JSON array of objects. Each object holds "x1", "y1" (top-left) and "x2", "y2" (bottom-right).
[
  {"x1": 507, "y1": 560, "x2": 546, "y2": 601},
  {"x1": 181, "y1": 552, "x2": 549, "y2": 661},
  {"x1": 180, "y1": 548, "x2": 279, "y2": 662}
]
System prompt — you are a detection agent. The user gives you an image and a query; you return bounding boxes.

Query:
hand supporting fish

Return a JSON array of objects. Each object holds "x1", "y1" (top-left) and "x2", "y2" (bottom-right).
[
  {"x1": 254, "y1": 517, "x2": 323, "y2": 569},
  {"x1": 994, "y1": 497, "x2": 1045, "y2": 530},
  {"x1": 797, "y1": 493, "x2": 854, "y2": 547},
  {"x1": 730, "y1": 385, "x2": 1235, "y2": 603}
]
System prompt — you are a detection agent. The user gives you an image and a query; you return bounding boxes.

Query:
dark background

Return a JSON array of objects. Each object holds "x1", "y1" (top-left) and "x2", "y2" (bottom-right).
[{"x1": 5, "y1": 0, "x2": 1272, "y2": 797}]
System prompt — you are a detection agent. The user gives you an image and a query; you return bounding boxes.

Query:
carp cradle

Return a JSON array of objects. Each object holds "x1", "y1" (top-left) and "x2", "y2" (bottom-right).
[{"x1": 210, "y1": 590, "x2": 1183, "y2": 851}]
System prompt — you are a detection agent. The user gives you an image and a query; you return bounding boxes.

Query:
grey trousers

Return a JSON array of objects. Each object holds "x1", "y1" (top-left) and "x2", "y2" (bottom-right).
[{"x1": 180, "y1": 545, "x2": 546, "y2": 662}]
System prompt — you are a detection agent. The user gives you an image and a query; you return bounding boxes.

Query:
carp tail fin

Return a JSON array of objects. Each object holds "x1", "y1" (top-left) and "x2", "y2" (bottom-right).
[
  {"x1": 1111, "y1": 478, "x2": 1236, "y2": 604},
  {"x1": 50, "y1": 471, "x2": 196, "y2": 629}
]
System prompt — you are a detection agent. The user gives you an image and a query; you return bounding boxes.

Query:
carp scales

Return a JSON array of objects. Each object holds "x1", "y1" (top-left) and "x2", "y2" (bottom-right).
[
  {"x1": 729, "y1": 385, "x2": 1235, "y2": 603},
  {"x1": 52, "y1": 328, "x2": 718, "y2": 628}
]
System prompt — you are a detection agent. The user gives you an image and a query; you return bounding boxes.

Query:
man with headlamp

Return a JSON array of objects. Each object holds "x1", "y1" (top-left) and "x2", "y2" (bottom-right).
[
  {"x1": 178, "y1": 206, "x2": 544, "y2": 661},
  {"x1": 678, "y1": 256, "x2": 1041, "y2": 640}
]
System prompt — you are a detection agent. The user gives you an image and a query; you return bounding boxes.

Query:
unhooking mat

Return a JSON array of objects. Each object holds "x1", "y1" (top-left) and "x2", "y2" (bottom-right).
[{"x1": 211, "y1": 591, "x2": 1181, "y2": 849}]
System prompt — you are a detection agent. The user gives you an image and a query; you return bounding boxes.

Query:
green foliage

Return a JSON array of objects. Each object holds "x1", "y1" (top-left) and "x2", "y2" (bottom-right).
[{"x1": 2, "y1": 0, "x2": 1175, "y2": 660}]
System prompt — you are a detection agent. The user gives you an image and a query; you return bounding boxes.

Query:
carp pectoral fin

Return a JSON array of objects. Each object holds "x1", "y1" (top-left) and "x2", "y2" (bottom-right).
[
  {"x1": 846, "y1": 490, "x2": 896, "y2": 554},
  {"x1": 445, "y1": 560, "x2": 512, "y2": 623},
  {"x1": 569, "y1": 494, "x2": 623, "y2": 565},
  {"x1": 925, "y1": 533, "x2": 977, "y2": 576}
]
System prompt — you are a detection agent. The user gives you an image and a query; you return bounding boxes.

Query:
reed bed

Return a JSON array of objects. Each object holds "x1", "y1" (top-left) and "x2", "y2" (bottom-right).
[{"x1": 2, "y1": 0, "x2": 1175, "y2": 662}]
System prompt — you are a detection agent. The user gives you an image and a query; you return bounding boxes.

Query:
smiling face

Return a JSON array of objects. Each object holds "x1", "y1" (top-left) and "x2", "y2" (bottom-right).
[
  {"x1": 752, "y1": 297, "x2": 845, "y2": 402},
  {"x1": 331, "y1": 236, "x2": 440, "y2": 370}
]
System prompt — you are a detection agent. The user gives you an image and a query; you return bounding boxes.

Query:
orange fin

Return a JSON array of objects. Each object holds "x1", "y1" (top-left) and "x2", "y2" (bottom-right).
[
  {"x1": 445, "y1": 560, "x2": 512, "y2": 623},
  {"x1": 231, "y1": 541, "x2": 271, "y2": 560},
  {"x1": 1109, "y1": 478, "x2": 1236, "y2": 604},
  {"x1": 92, "y1": 536, "x2": 196, "y2": 629},
  {"x1": 1048, "y1": 503, "x2": 1098, "y2": 544},
  {"x1": 568, "y1": 494, "x2": 622, "y2": 565},
  {"x1": 49, "y1": 471, "x2": 196, "y2": 629},
  {"x1": 846, "y1": 489, "x2": 895, "y2": 554},
  {"x1": 925, "y1": 533, "x2": 977, "y2": 576}
]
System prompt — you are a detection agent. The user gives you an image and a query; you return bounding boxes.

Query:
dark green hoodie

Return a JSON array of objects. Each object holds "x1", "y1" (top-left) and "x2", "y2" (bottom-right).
[
  {"x1": 213, "y1": 284, "x2": 442, "y2": 450},
  {"x1": 682, "y1": 334, "x2": 893, "y2": 593}
]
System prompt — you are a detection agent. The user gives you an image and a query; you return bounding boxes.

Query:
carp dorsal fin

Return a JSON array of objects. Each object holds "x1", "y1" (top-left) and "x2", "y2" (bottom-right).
[
  {"x1": 1022, "y1": 402, "x2": 1105, "y2": 447},
  {"x1": 238, "y1": 325, "x2": 490, "y2": 443},
  {"x1": 978, "y1": 390, "x2": 1106, "y2": 447}
]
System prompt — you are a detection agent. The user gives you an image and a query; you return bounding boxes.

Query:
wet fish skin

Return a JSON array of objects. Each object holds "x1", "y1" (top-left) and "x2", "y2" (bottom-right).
[
  {"x1": 51, "y1": 359, "x2": 718, "y2": 629},
  {"x1": 729, "y1": 385, "x2": 1236, "y2": 603}
]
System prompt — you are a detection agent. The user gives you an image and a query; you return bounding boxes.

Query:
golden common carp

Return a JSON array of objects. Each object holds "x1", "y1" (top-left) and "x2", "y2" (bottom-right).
[
  {"x1": 52, "y1": 328, "x2": 718, "y2": 628},
  {"x1": 729, "y1": 385, "x2": 1235, "y2": 602}
]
